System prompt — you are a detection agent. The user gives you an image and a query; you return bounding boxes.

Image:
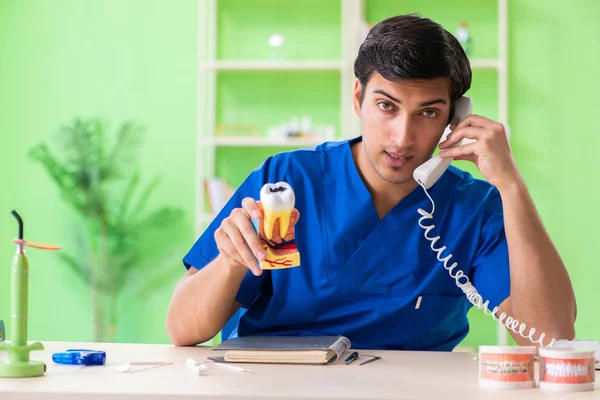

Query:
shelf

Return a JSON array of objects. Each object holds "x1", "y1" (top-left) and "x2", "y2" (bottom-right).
[
  {"x1": 204, "y1": 60, "x2": 343, "y2": 71},
  {"x1": 470, "y1": 59, "x2": 502, "y2": 69},
  {"x1": 200, "y1": 136, "x2": 326, "y2": 147},
  {"x1": 199, "y1": 0, "x2": 509, "y2": 347}
]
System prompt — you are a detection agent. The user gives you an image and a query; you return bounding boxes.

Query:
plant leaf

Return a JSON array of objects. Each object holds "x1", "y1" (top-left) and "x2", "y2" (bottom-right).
[
  {"x1": 134, "y1": 207, "x2": 184, "y2": 233},
  {"x1": 132, "y1": 253, "x2": 182, "y2": 298},
  {"x1": 127, "y1": 177, "x2": 161, "y2": 224},
  {"x1": 58, "y1": 252, "x2": 91, "y2": 283},
  {"x1": 107, "y1": 121, "x2": 144, "y2": 179},
  {"x1": 29, "y1": 144, "x2": 87, "y2": 215},
  {"x1": 114, "y1": 169, "x2": 141, "y2": 229}
]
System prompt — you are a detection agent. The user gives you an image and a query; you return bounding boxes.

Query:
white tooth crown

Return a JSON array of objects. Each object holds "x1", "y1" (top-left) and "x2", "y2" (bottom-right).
[{"x1": 259, "y1": 182, "x2": 295, "y2": 240}]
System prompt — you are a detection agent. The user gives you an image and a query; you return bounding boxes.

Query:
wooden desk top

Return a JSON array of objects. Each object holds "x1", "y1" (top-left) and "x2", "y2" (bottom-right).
[{"x1": 0, "y1": 341, "x2": 598, "y2": 399}]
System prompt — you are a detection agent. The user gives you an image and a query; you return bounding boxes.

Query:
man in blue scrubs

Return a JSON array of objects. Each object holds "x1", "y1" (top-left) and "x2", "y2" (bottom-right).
[{"x1": 166, "y1": 14, "x2": 576, "y2": 350}]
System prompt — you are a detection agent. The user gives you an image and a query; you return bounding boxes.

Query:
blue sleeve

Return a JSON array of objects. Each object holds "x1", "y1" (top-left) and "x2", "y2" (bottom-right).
[
  {"x1": 182, "y1": 158, "x2": 276, "y2": 308},
  {"x1": 471, "y1": 189, "x2": 511, "y2": 312}
]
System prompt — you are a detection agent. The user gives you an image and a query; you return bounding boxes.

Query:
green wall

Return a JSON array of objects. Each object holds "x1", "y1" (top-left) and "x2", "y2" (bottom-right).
[
  {"x1": 509, "y1": 0, "x2": 600, "y2": 343},
  {"x1": 0, "y1": 0, "x2": 197, "y2": 344},
  {"x1": 1, "y1": 0, "x2": 598, "y2": 347}
]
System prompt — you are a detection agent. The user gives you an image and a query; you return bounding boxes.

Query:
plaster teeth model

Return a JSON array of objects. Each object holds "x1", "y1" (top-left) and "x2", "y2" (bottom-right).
[
  {"x1": 254, "y1": 182, "x2": 301, "y2": 270},
  {"x1": 260, "y1": 182, "x2": 295, "y2": 240}
]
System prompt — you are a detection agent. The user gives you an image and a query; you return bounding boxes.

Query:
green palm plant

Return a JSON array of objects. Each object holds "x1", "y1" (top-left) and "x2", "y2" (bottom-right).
[{"x1": 29, "y1": 118, "x2": 184, "y2": 342}]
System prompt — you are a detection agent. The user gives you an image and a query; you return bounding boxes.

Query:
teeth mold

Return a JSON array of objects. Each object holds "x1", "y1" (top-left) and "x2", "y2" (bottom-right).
[
  {"x1": 538, "y1": 347, "x2": 595, "y2": 392},
  {"x1": 478, "y1": 346, "x2": 536, "y2": 389}
]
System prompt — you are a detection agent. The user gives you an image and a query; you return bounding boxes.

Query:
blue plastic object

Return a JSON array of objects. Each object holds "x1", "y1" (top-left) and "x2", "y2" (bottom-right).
[
  {"x1": 0, "y1": 320, "x2": 4, "y2": 341},
  {"x1": 52, "y1": 349, "x2": 106, "y2": 366}
]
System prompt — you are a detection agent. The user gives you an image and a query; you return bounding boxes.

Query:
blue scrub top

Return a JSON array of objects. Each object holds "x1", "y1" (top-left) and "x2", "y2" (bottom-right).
[{"x1": 183, "y1": 137, "x2": 510, "y2": 351}]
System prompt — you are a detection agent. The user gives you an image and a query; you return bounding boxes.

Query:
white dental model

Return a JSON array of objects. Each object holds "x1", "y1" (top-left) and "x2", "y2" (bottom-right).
[
  {"x1": 259, "y1": 182, "x2": 296, "y2": 240},
  {"x1": 255, "y1": 182, "x2": 301, "y2": 270}
]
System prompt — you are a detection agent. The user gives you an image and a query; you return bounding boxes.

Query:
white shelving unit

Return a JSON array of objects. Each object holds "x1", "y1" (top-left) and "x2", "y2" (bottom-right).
[
  {"x1": 196, "y1": 0, "x2": 508, "y2": 345},
  {"x1": 196, "y1": 0, "x2": 364, "y2": 238}
]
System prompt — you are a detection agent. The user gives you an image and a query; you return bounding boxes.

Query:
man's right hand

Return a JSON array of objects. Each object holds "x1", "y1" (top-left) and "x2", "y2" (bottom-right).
[{"x1": 214, "y1": 197, "x2": 265, "y2": 276}]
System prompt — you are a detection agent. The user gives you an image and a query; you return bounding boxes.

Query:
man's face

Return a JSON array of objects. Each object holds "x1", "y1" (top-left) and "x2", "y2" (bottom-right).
[{"x1": 353, "y1": 73, "x2": 452, "y2": 185}]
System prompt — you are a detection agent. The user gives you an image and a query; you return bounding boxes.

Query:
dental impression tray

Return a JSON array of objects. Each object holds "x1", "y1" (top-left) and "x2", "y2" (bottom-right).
[{"x1": 253, "y1": 182, "x2": 301, "y2": 270}]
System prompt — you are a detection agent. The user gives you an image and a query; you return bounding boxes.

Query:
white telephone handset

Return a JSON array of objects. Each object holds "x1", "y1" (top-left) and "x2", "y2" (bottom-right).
[
  {"x1": 413, "y1": 96, "x2": 473, "y2": 189},
  {"x1": 413, "y1": 95, "x2": 559, "y2": 348}
]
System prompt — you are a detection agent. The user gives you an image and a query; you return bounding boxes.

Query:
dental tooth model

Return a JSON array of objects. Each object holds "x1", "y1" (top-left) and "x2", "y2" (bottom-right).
[{"x1": 254, "y1": 182, "x2": 301, "y2": 270}]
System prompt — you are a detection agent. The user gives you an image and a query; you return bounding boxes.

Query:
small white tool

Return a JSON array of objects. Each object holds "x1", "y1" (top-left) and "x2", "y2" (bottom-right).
[
  {"x1": 116, "y1": 361, "x2": 173, "y2": 373},
  {"x1": 207, "y1": 360, "x2": 253, "y2": 373},
  {"x1": 186, "y1": 358, "x2": 209, "y2": 375}
]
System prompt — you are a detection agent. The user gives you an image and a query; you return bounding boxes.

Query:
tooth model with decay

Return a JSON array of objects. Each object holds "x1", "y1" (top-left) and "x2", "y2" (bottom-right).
[{"x1": 255, "y1": 182, "x2": 301, "y2": 270}]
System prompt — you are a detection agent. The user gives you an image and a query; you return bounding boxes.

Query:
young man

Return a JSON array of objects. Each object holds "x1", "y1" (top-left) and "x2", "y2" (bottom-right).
[{"x1": 166, "y1": 15, "x2": 576, "y2": 350}]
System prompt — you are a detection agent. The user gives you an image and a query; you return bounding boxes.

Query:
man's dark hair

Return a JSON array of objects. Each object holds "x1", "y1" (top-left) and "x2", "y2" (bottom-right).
[{"x1": 354, "y1": 14, "x2": 472, "y2": 117}]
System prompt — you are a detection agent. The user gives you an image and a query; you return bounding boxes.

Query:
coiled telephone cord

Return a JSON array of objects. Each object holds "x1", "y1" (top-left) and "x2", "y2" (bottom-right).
[{"x1": 417, "y1": 187, "x2": 555, "y2": 348}]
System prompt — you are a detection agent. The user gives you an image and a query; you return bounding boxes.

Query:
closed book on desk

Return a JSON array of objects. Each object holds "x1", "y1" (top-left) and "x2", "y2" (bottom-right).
[{"x1": 210, "y1": 335, "x2": 351, "y2": 364}]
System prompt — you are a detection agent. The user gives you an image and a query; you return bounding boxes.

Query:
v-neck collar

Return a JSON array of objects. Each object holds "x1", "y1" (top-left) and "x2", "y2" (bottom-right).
[{"x1": 344, "y1": 136, "x2": 426, "y2": 224}]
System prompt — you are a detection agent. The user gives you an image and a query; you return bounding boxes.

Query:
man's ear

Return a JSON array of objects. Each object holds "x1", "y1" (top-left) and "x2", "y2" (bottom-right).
[{"x1": 352, "y1": 80, "x2": 362, "y2": 117}]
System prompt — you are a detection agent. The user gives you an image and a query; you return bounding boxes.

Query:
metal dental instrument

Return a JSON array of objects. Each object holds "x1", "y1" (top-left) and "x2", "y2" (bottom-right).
[{"x1": 358, "y1": 355, "x2": 382, "y2": 366}]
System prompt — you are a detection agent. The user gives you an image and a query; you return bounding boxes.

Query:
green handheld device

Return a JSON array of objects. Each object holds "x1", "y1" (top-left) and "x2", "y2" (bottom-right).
[{"x1": 0, "y1": 210, "x2": 60, "y2": 378}]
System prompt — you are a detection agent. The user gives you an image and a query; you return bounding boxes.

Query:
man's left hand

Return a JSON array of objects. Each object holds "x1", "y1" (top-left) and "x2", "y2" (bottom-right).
[{"x1": 438, "y1": 115, "x2": 520, "y2": 190}]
